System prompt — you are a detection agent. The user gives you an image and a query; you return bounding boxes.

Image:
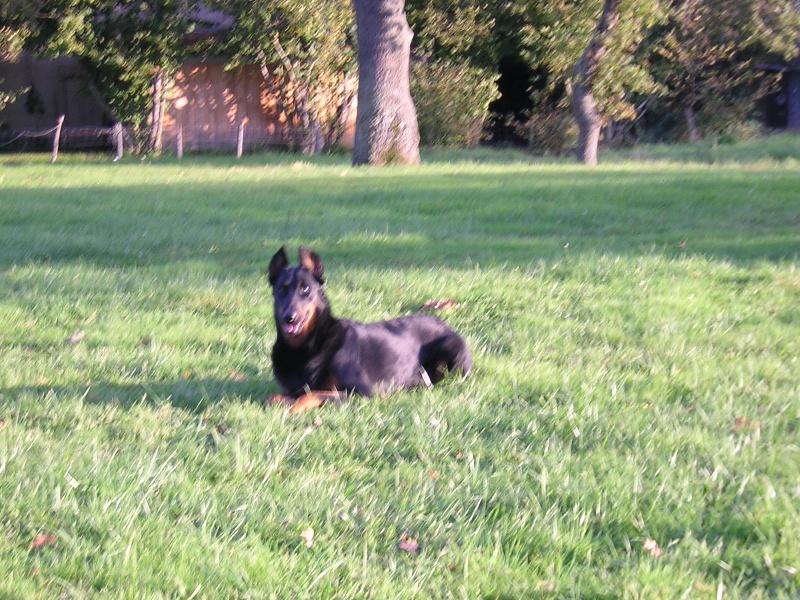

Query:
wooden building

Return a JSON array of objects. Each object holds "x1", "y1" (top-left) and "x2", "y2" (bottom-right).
[{"x1": 0, "y1": 6, "x2": 355, "y2": 153}]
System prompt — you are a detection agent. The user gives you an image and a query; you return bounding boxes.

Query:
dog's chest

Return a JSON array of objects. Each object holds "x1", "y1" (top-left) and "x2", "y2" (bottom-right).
[{"x1": 275, "y1": 348, "x2": 333, "y2": 394}]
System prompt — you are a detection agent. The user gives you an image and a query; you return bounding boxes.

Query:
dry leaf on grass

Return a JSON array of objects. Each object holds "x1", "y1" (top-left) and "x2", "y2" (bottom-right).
[
  {"x1": 65, "y1": 330, "x2": 85, "y2": 345},
  {"x1": 643, "y1": 538, "x2": 663, "y2": 558},
  {"x1": 397, "y1": 532, "x2": 421, "y2": 554},
  {"x1": 300, "y1": 527, "x2": 314, "y2": 548},
  {"x1": 419, "y1": 299, "x2": 459, "y2": 313},
  {"x1": 31, "y1": 533, "x2": 57, "y2": 549},
  {"x1": 732, "y1": 416, "x2": 762, "y2": 432},
  {"x1": 229, "y1": 369, "x2": 247, "y2": 382}
]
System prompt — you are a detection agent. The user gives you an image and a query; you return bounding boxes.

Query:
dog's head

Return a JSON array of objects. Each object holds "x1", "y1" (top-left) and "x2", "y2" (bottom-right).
[{"x1": 268, "y1": 246, "x2": 327, "y2": 347}]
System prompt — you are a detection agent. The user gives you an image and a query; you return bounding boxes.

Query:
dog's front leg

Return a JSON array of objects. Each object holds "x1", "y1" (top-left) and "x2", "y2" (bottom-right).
[{"x1": 267, "y1": 391, "x2": 342, "y2": 414}]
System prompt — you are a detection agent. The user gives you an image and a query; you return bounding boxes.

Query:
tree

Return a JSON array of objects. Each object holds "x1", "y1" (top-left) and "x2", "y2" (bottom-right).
[
  {"x1": 352, "y1": 0, "x2": 419, "y2": 166},
  {"x1": 525, "y1": 0, "x2": 664, "y2": 162},
  {"x1": 754, "y1": 0, "x2": 800, "y2": 130},
  {"x1": 211, "y1": 0, "x2": 356, "y2": 154},
  {"x1": 647, "y1": 0, "x2": 800, "y2": 141},
  {"x1": 571, "y1": 0, "x2": 621, "y2": 164}
]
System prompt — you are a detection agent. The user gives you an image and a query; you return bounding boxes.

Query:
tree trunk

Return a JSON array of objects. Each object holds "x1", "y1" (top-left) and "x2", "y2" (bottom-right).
[
  {"x1": 148, "y1": 66, "x2": 164, "y2": 154},
  {"x1": 352, "y1": 0, "x2": 420, "y2": 166},
  {"x1": 572, "y1": 80, "x2": 602, "y2": 165},
  {"x1": 683, "y1": 104, "x2": 700, "y2": 142},
  {"x1": 571, "y1": 0, "x2": 621, "y2": 165},
  {"x1": 787, "y1": 71, "x2": 800, "y2": 131}
]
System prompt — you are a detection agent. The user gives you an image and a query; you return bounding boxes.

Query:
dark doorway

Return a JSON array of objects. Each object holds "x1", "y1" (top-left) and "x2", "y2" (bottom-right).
[{"x1": 486, "y1": 54, "x2": 535, "y2": 146}]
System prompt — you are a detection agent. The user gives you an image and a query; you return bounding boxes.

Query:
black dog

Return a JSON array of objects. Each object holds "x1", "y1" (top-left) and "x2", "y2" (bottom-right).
[{"x1": 268, "y1": 246, "x2": 472, "y2": 413}]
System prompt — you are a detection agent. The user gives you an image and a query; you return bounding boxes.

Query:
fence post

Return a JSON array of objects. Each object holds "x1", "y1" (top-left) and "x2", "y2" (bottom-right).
[
  {"x1": 113, "y1": 122, "x2": 123, "y2": 161},
  {"x1": 177, "y1": 125, "x2": 183, "y2": 159},
  {"x1": 51, "y1": 115, "x2": 65, "y2": 163},
  {"x1": 237, "y1": 120, "x2": 245, "y2": 158}
]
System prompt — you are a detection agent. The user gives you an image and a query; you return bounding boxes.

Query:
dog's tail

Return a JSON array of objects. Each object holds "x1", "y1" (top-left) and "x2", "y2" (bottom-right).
[{"x1": 423, "y1": 333, "x2": 473, "y2": 385}]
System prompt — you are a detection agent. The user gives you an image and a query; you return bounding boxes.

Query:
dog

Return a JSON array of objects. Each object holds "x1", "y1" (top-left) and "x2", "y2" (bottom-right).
[{"x1": 267, "y1": 246, "x2": 472, "y2": 414}]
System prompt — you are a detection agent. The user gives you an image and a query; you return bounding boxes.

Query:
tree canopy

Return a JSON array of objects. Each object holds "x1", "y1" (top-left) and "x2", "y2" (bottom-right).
[{"x1": 2, "y1": 0, "x2": 798, "y2": 158}]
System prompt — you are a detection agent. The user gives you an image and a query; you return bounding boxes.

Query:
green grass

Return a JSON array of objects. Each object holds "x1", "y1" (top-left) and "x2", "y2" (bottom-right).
[{"x1": 0, "y1": 138, "x2": 799, "y2": 598}]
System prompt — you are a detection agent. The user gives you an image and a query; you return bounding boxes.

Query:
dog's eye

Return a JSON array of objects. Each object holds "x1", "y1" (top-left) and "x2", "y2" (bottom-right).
[{"x1": 300, "y1": 284, "x2": 311, "y2": 296}]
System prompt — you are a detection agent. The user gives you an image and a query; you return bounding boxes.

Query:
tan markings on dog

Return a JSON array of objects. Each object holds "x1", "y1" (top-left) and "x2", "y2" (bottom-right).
[
  {"x1": 288, "y1": 391, "x2": 342, "y2": 414},
  {"x1": 289, "y1": 393, "x2": 325, "y2": 414},
  {"x1": 298, "y1": 247, "x2": 321, "y2": 278}
]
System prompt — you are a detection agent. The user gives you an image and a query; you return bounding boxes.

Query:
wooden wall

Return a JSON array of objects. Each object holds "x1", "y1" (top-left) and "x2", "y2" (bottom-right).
[
  {"x1": 164, "y1": 59, "x2": 290, "y2": 150},
  {"x1": 0, "y1": 53, "x2": 111, "y2": 129}
]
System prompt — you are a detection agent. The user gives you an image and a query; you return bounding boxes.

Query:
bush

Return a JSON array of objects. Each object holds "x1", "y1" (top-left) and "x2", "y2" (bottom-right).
[
  {"x1": 411, "y1": 59, "x2": 498, "y2": 148},
  {"x1": 526, "y1": 107, "x2": 578, "y2": 155}
]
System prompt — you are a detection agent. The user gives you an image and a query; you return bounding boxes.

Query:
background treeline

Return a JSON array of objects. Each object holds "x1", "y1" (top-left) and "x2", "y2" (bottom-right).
[{"x1": 1, "y1": 0, "x2": 798, "y2": 154}]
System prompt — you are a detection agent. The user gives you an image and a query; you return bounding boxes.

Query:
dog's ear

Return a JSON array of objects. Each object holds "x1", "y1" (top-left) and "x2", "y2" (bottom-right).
[
  {"x1": 268, "y1": 246, "x2": 289, "y2": 286},
  {"x1": 298, "y1": 246, "x2": 325, "y2": 283}
]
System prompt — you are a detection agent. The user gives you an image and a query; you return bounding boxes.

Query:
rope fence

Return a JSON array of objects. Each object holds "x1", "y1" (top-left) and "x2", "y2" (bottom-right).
[
  {"x1": 0, "y1": 117, "x2": 123, "y2": 162},
  {"x1": 0, "y1": 116, "x2": 299, "y2": 161}
]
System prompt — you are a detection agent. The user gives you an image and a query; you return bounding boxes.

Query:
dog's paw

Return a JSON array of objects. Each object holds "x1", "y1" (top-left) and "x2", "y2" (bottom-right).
[
  {"x1": 267, "y1": 394, "x2": 293, "y2": 407},
  {"x1": 288, "y1": 393, "x2": 325, "y2": 415}
]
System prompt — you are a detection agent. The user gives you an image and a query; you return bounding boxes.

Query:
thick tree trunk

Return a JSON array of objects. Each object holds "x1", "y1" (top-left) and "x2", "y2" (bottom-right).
[
  {"x1": 352, "y1": 0, "x2": 420, "y2": 166},
  {"x1": 571, "y1": 0, "x2": 621, "y2": 165}
]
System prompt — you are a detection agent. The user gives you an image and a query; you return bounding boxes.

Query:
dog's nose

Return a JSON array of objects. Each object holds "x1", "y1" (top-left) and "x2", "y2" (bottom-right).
[{"x1": 283, "y1": 313, "x2": 298, "y2": 324}]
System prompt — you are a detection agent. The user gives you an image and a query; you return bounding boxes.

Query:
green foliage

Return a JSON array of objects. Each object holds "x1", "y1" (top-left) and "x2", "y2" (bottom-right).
[
  {"x1": 527, "y1": 0, "x2": 665, "y2": 119},
  {"x1": 0, "y1": 141, "x2": 799, "y2": 596},
  {"x1": 641, "y1": 0, "x2": 799, "y2": 141},
  {"x1": 209, "y1": 0, "x2": 356, "y2": 154},
  {"x1": 527, "y1": 105, "x2": 578, "y2": 155},
  {"x1": 0, "y1": 0, "x2": 38, "y2": 52},
  {"x1": 751, "y1": 0, "x2": 800, "y2": 60},
  {"x1": 515, "y1": 0, "x2": 799, "y2": 146},
  {"x1": 406, "y1": 0, "x2": 498, "y2": 68},
  {"x1": 412, "y1": 59, "x2": 498, "y2": 147},
  {"x1": 405, "y1": 1, "x2": 503, "y2": 148},
  {"x1": 0, "y1": 0, "x2": 38, "y2": 111},
  {"x1": 43, "y1": 0, "x2": 195, "y2": 152},
  {"x1": 7, "y1": 0, "x2": 791, "y2": 153}
]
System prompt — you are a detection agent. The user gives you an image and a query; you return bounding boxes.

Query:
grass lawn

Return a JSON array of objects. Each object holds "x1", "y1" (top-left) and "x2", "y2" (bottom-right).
[{"x1": 0, "y1": 136, "x2": 798, "y2": 598}]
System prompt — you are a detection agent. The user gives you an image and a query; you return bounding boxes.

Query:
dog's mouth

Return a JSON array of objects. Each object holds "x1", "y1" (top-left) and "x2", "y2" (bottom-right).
[
  {"x1": 280, "y1": 313, "x2": 310, "y2": 339},
  {"x1": 282, "y1": 320, "x2": 305, "y2": 337}
]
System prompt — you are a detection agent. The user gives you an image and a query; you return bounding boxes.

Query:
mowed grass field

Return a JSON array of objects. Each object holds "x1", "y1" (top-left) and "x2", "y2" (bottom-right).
[{"x1": 0, "y1": 137, "x2": 798, "y2": 598}]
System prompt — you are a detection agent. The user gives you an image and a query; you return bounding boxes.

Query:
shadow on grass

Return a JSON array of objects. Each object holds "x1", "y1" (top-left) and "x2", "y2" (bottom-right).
[
  {"x1": 1, "y1": 166, "x2": 798, "y2": 272},
  {"x1": 3, "y1": 377, "x2": 280, "y2": 414}
]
